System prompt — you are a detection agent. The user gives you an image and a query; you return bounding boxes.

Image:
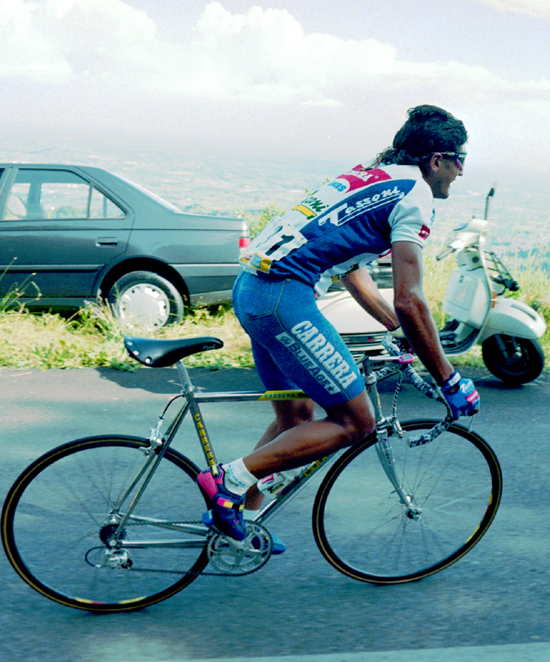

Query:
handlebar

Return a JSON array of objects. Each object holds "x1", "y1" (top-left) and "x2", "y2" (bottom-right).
[{"x1": 380, "y1": 336, "x2": 441, "y2": 400}]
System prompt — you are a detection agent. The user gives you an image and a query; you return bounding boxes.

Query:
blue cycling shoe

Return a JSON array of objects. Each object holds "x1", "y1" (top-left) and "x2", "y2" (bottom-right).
[
  {"x1": 197, "y1": 466, "x2": 247, "y2": 541},
  {"x1": 252, "y1": 533, "x2": 286, "y2": 555}
]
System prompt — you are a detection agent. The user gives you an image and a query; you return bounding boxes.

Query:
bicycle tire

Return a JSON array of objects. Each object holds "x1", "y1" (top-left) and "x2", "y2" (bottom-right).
[
  {"x1": 312, "y1": 419, "x2": 502, "y2": 584},
  {"x1": 1, "y1": 436, "x2": 209, "y2": 612}
]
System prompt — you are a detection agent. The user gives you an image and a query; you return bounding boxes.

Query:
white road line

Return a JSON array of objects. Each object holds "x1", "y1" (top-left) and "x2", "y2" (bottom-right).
[{"x1": 132, "y1": 642, "x2": 550, "y2": 662}]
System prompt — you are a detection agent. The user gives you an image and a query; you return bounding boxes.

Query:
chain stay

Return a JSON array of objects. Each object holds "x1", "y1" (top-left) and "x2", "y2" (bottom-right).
[{"x1": 91, "y1": 521, "x2": 273, "y2": 577}]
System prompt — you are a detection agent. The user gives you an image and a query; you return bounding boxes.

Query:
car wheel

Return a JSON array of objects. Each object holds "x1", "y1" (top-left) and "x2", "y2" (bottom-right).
[{"x1": 107, "y1": 271, "x2": 185, "y2": 331}]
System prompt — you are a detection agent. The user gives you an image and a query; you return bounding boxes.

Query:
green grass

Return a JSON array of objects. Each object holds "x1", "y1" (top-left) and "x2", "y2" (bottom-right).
[
  {"x1": 0, "y1": 302, "x2": 255, "y2": 371},
  {"x1": 0, "y1": 211, "x2": 548, "y2": 372}
]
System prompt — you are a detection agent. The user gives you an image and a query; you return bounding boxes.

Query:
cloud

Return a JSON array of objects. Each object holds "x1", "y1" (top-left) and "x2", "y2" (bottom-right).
[
  {"x1": 1, "y1": 0, "x2": 550, "y2": 170},
  {"x1": 0, "y1": 0, "x2": 70, "y2": 82},
  {"x1": 0, "y1": 0, "x2": 160, "y2": 83},
  {"x1": 1, "y1": 0, "x2": 548, "y2": 110},
  {"x1": 472, "y1": 0, "x2": 550, "y2": 19}
]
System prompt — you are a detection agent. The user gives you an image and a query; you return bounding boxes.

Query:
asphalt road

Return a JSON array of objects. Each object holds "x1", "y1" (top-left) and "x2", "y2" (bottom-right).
[{"x1": 0, "y1": 364, "x2": 549, "y2": 662}]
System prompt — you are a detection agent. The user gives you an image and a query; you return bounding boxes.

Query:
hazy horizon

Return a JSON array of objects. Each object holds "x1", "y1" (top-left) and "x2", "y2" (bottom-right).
[{"x1": 1, "y1": 131, "x2": 547, "y2": 255}]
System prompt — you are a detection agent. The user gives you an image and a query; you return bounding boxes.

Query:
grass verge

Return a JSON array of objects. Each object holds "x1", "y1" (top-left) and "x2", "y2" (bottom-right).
[{"x1": 0, "y1": 303, "x2": 254, "y2": 371}]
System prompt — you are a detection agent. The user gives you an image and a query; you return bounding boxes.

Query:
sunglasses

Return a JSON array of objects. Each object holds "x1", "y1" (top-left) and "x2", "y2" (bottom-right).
[{"x1": 439, "y1": 151, "x2": 467, "y2": 167}]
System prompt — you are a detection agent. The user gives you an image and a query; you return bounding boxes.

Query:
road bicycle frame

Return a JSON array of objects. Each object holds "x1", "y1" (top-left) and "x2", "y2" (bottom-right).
[{"x1": 108, "y1": 341, "x2": 448, "y2": 554}]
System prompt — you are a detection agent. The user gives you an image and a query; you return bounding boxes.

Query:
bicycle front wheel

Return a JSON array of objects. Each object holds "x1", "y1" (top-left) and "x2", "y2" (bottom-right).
[
  {"x1": 313, "y1": 420, "x2": 502, "y2": 584},
  {"x1": 2, "y1": 436, "x2": 209, "y2": 612}
]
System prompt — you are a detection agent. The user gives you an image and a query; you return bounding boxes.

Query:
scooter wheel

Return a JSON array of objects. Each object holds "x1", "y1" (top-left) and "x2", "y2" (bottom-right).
[{"x1": 482, "y1": 335, "x2": 544, "y2": 385}]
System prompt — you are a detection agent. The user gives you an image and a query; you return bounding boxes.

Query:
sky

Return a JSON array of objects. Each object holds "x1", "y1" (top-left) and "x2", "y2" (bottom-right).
[{"x1": 0, "y1": 0, "x2": 549, "y2": 177}]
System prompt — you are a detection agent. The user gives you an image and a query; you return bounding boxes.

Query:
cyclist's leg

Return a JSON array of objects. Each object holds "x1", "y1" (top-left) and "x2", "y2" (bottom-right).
[
  {"x1": 233, "y1": 274, "x2": 375, "y2": 475},
  {"x1": 199, "y1": 274, "x2": 374, "y2": 539},
  {"x1": 235, "y1": 275, "x2": 318, "y2": 508},
  {"x1": 245, "y1": 398, "x2": 316, "y2": 510},
  {"x1": 256, "y1": 400, "x2": 318, "y2": 448},
  {"x1": 244, "y1": 390, "x2": 374, "y2": 477}
]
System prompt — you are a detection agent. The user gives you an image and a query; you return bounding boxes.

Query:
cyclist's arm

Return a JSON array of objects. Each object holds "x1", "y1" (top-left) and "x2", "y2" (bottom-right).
[
  {"x1": 342, "y1": 266, "x2": 400, "y2": 331},
  {"x1": 391, "y1": 241, "x2": 454, "y2": 386}
]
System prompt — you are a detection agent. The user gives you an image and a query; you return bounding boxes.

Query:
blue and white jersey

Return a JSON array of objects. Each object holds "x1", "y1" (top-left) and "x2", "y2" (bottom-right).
[{"x1": 240, "y1": 163, "x2": 435, "y2": 296}]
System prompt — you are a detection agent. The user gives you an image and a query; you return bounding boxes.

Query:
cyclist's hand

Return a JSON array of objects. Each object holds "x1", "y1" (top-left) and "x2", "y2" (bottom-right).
[
  {"x1": 441, "y1": 371, "x2": 480, "y2": 420},
  {"x1": 389, "y1": 326, "x2": 413, "y2": 353}
]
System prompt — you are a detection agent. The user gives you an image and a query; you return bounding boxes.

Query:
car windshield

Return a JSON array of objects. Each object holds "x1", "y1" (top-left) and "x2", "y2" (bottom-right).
[{"x1": 116, "y1": 175, "x2": 182, "y2": 213}]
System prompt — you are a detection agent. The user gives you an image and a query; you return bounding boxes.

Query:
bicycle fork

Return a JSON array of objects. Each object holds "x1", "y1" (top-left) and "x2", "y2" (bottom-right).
[
  {"x1": 374, "y1": 423, "x2": 422, "y2": 520},
  {"x1": 365, "y1": 373, "x2": 422, "y2": 520}
]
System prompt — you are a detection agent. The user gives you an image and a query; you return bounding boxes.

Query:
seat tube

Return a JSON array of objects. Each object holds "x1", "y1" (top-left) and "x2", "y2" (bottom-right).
[
  {"x1": 175, "y1": 359, "x2": 220, "y2": 474},
  {"x1": 189, "y1": 397, "x2": 220, "y2": 474}
]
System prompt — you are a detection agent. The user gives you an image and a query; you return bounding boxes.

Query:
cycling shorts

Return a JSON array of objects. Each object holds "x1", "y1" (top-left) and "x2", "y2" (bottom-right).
[{"x1": 232, "y1": 271, "x2": 365, "y2": 408}]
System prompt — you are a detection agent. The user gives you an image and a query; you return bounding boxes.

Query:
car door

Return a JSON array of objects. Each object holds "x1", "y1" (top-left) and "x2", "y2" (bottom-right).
[{"x1": 0, "y1": 166, "x2": 132, "y2": 304}]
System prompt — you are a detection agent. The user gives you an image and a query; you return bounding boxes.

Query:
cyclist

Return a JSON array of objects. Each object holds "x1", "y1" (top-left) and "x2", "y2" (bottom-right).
[{"x1": 197, "y1": 104, "x2": 480, "y2": 544}]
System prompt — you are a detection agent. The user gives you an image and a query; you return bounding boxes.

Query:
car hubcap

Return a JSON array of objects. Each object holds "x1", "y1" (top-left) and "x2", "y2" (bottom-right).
[{"x1": 117, "y1": 283, "x2": 170, "y2": 330}]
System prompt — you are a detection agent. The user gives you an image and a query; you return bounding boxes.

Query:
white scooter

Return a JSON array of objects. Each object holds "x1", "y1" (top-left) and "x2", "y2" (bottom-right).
[
  {"x1": 317, "y1": 188, "x2": 546, "y2": 385},
  {"x1": 436, "y1": 187, "x2": 546, "y2": 385}
]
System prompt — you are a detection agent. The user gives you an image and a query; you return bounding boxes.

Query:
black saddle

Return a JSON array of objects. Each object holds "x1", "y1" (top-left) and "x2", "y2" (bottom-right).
[{"x1": 124, "y1": 335, "x2": 224, "y2": 368}]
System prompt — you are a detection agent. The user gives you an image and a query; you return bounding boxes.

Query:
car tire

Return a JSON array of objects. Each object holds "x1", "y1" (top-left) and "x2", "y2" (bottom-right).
[{"x1": 107, "y1": 271, "x2": 185, "y2": 331}]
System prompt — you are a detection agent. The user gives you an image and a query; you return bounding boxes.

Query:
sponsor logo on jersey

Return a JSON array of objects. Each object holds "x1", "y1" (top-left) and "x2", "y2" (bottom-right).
[
  {"x1": 276, "y1": 320, "x2": 358, "y2": 394},
  {"x1": 419, "y1": 225, "x2": 430, "y2": 240},
  {"x1": 335, "y1": 167, "x2": 392, "y2": 193},
  {"x1": 240, "y1": 251, "x2": 272, "y2": 273},
  {"x1": 318, "y1": 184, "x2": 404, "y2": 227},
  {"x1": 293, "y1": 194, "x2": 329, "y2": 219}
]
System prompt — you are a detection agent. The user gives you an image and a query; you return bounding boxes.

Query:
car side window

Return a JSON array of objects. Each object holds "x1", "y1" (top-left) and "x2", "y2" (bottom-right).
[
  {"x1": 1, "y1": 169, "x2": 125, "y2": 220},
  {"x1": 4, "y1": 182, "x2": 30, "y2": 220},
  {"x1": 89, "y1": 186, "x2": 125, "y2": 219}
]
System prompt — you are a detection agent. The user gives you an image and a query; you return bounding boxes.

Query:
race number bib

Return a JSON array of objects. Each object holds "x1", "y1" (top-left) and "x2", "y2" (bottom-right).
[{"x1": 240, "y1": 217, "x2": 307, "y2": 274}]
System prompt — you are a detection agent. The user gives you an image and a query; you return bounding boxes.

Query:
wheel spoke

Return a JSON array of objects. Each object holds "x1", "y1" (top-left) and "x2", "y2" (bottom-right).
[
  {"x1": 313, "y1": 421, "x2": 502, "y2": 583},
  {"x1": 2, "y1": 437, "x2": 208, "y2": 612}
]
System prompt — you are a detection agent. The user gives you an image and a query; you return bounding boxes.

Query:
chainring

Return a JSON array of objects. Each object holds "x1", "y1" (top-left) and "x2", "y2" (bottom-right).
[{"x1": 207, "y1": 521, "x2": 273, "y2": 576}]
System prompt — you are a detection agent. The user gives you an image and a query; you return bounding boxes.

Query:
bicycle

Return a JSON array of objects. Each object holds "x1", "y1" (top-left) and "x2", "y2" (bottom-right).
[{"x1": 1, "y1": 334, "x2": 502, "y2": 613}]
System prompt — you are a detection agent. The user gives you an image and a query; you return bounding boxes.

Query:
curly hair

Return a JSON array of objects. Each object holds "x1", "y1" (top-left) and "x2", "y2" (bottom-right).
[{"x1": 374, "y1": 105, "x2": 468, "y2": 170}]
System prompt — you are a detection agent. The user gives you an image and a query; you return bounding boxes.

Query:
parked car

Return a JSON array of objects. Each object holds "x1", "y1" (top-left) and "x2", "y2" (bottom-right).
[
  {"x1": 316, "y1": 256, "x2": 393, "y2": 360},
  {"x1": 0, "y1": 164, "x2": 249, "y2": 330}
]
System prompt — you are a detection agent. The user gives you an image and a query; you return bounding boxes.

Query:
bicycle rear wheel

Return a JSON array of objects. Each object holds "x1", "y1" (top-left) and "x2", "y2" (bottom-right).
[
  {"x1": 313, "y1": 420, "x2": 502, "y2": 584},
  {"x1": 2, "y1": 436, "x2": 209, "y2": 612}
]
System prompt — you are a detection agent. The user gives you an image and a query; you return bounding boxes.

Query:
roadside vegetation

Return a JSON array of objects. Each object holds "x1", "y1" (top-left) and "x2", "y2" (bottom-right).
[{"x1": 0, "y1": 205, "x2": 548, "y2": 372}]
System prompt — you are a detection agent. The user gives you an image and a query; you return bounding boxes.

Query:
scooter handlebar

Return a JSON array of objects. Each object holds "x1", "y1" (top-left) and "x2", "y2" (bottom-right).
[{"x1": 436, "y1": 247, "x2": 454, "y2": 261}]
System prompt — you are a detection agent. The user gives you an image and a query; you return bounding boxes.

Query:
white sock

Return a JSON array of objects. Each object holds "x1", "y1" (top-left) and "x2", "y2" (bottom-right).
[{"x1": 222, "y1": 458, "x2": 257, "y2": 496}]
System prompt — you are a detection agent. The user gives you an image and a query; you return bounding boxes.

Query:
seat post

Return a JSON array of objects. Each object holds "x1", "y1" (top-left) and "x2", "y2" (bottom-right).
[{"x1": 175, "y1": 361, "x2": 193, "y2": 395}]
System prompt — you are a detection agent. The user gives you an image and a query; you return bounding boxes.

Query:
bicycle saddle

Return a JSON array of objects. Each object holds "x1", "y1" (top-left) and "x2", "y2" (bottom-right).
[{"x1": 124, "y1": 335, "x2": 224, "y2": 368}]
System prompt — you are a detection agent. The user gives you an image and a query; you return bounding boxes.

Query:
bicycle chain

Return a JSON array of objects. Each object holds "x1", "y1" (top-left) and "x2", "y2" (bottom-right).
[{"x1": 102, "y1": 520, "x2": 269, "y2": 577}]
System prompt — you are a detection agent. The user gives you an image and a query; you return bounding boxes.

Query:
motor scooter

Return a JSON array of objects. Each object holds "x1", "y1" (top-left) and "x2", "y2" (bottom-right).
[
  {"x1": 317, "y1": 188, "x2": 546, "y2": 385},
  {"x1": 436, "y1": 187, "x2": 546, "y2": 385}
]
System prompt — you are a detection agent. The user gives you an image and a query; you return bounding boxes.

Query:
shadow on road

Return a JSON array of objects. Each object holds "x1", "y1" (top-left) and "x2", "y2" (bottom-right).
[
  {"x1": 95, "y1": 362, "x2": 549, "y2": 397},
  {"x1": 94, "y1": 365, "x2": 265, "y2": 394}
]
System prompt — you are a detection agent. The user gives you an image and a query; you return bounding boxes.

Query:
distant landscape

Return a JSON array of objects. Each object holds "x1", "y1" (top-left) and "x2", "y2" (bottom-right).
[{"x1": 2, "y1": 134, "x2": 549, "y2": 257}]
